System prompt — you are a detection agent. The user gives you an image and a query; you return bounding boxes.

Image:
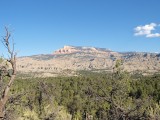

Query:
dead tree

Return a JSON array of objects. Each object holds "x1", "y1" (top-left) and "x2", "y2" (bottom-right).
[{"x1": 0, "y1": 27, "x2": 17, "y2": 119}]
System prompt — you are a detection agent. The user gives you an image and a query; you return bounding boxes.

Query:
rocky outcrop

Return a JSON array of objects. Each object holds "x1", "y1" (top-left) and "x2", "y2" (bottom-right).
[{"x1": 54, "y1": 46, "x2": 79, "y2": 54}]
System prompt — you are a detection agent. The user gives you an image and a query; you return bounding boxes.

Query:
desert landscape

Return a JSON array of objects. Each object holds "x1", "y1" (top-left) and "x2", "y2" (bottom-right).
[
  {"x1": 17, "y1": 45, "x2": 160, "y2": 77},
  {"x1": 1, "y1": 0, "x2": 160, "y2": 120}
]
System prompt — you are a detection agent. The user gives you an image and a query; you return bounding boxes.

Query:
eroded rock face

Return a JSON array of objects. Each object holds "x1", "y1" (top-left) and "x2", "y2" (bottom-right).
[
  {"x1": 17, "y1": 46, "x2": 160, "y2": 77},
  {"x1": 54, "y1": 46, "x2": 79, "y2": 54},
  {"x1": 53, "y1": 46, "x2": 115, "y2": 55}
]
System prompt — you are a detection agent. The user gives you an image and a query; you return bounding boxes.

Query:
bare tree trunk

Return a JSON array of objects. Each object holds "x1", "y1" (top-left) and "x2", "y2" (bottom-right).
[{"x1": 0, "y1": 27, "x2": 17, "y2": 119}]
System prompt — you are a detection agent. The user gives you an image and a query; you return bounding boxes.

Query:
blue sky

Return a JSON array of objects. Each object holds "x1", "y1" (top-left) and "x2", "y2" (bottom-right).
[{"x1": 0, "y1": 0, "x2": 160, "y2": 56}]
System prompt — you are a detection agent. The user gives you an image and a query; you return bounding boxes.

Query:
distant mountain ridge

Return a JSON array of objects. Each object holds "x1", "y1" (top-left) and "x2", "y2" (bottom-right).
[
  {"x1": 53, "y1": 45, "x2": 112, "y2": 55},
  {"x1": 17, "y1": 46, "x2": 160, "y2": 77}
]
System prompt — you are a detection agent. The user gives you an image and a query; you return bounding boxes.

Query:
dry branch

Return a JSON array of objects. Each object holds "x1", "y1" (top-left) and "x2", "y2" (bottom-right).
[{"x1": 0, "y1": 27, "x2": 17, "y2": 119}]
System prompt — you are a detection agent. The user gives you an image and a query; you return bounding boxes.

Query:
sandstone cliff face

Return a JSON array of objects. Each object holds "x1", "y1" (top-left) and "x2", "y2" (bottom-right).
[
  {"x1": 54, "y1": 46, "x2": 79, "y2": 54},
  {"x1": 17, "y1": 46, "x2": 160, "y2": 76}
]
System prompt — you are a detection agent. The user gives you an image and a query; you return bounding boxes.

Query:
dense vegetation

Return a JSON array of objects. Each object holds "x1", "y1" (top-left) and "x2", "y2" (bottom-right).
[{"x1": 2, "y1": 71, "x2": 160, "y2": 120}]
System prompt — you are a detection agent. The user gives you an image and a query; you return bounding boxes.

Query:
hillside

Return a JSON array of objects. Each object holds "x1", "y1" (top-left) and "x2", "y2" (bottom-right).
[{"x1": 17, "y1": 46, "x2": 160, "y2": 76}]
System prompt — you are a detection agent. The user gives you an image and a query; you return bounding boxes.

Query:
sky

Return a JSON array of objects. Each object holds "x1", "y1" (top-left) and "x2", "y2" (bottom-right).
[{"x1": 0, "y1": 0, "x2": 160, "y2": 56}]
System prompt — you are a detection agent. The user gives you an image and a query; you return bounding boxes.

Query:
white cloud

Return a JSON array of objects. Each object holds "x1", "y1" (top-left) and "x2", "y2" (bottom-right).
[
  {"x1": 134, "y1": 23, "x2": 160, "y2": 38},
  {"x1": 146, "y1": 33, "x2": 160, "y2": 38}
]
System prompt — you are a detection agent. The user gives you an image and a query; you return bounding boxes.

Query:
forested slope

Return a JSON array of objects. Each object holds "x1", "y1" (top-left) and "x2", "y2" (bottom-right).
[{"x1": 4, "y1": 71, "x2": 160, "y2": 120}]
